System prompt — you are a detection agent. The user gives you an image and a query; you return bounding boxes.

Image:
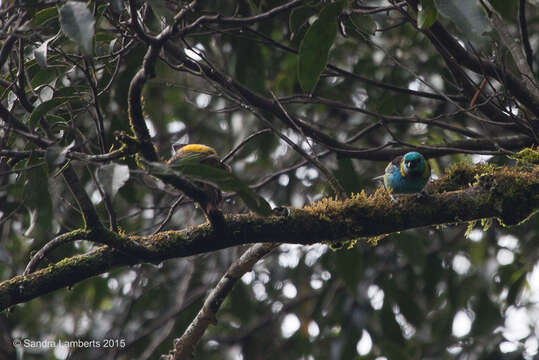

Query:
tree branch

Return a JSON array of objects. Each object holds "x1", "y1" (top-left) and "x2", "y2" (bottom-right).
[
  {"x1": 518, "y1": 0, "x2": 533, "y2": 71},
  {"x1": 242, "y1": 27, "x2": 464, "y2": 102},
  {"x1": 179, "y1": 0, "x2": 303, "y2": 36},
  {"x1": 163, "y1": 42, "x2": 355, "y2": 152},
  {"x1": 405, "y1": 0, "x2": 539, "y2": 118},
  {"x1": 1, "y1": 165, "x2": 537, "y2": 312},
  {"x1": 23, "y1": 230, "x2": 90, "y2": 275},
  {"x1": 163, "y1": 42, "x2": 535, "y2": 160},
  {"x1": 127, "y1": 47, "x2": 160, "y2": 163},
  {"x1": 165, "y1": 243, "x2": 278, "y2": 359},
  {"x1": 329, "y1": 135, "x2": 534, "y2": 161},
  {"x1": 482, "y1": 0, "x2": 535, "y2": 97}
]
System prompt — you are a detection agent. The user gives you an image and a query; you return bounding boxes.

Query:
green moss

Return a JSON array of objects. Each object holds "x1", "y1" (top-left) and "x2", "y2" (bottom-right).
[
  {"x1": 480, "y1": 218, "x2": 492, "y2": 231},
  {"x1": 430, "y1": 162, "x2": 498, "y2": 193},
  {"x1": 508, "y1": 146, "x2": 539, "y2": 165},
  {"x1": 486, "y1": 166, "x2": 539, "y2": 225},
  {"x1": 464, "y1": 220, "x2": 477, "y2": 238},
  {"x1": 366, "y1": 233, "x2": 389, "y2": 245}
]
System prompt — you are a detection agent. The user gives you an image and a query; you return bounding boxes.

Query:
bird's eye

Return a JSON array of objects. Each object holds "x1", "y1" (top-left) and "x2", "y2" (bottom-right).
[{"x1": 405, "y1": 159, "x2": 419, "y2": 168}]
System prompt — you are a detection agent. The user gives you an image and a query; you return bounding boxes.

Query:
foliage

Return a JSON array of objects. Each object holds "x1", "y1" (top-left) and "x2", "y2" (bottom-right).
[{"x1": 0, "y1": 0, "x2": 538, "y2": 359}]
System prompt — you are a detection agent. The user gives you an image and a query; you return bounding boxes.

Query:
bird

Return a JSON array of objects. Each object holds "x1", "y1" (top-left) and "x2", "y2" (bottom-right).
[
  {"x1": 166, "y1": 144, "x2": 230, "y2": 231},
  {"x1": 375, "y1": 151, "x2": 431, "y2": 194}
]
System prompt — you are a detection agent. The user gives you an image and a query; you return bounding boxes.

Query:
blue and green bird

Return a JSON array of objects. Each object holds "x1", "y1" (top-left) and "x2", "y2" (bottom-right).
[{"x1": 376, "y1": 152, "x2": 431, "y2": 194}]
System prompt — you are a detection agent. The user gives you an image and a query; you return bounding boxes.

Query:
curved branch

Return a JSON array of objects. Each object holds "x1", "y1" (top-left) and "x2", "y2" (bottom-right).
[
  {"x1": 179, "y1": 0, "x2": 303, "y2": 36},
  {"x1": 23, "y1": 230, "x2": 90, "y2": 275},
  {"x1": 1, "y1": 165, "x2": 537, "y2": 312},
  {"x1": 166, "y1": 243, "x2": 278, "y2": 359},
  {"x1": 518, "y1": 0, "x2": 533, "y2": 71},
  {"x1": 127, "y1": 49, "x2": 160, "y2": 162}
]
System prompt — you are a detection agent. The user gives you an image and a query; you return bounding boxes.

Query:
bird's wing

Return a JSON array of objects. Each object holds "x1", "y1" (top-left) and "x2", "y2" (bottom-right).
[{"x1": 373, "y1": 159, "x2": 399, "y2": 180}]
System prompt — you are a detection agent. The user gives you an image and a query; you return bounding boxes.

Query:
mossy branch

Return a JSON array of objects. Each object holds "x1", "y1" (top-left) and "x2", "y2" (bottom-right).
[{"x1": 1, "y1": 165, "x2": 537, "y2": 312}]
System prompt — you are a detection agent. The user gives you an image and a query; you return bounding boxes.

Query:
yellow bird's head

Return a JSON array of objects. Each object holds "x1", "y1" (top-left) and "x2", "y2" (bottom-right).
[
  {"x1": 166, "y1": 143, "x2": 231, "y2": 173},
  {"x1": 174, "y1": 144, "x2": 218, "y2": 158}
]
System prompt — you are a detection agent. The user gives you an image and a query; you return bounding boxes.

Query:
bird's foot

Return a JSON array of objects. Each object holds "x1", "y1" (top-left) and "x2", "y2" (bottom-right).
[
  {"x1": 415, "y1": 189, "x2": 431, "y2": 201},
  {"x1": 272, "y1": 206, "x2": 291, "y2": 217},
  {"x1": 389, "y1": 194, "x2": 400, "y2": 203}
]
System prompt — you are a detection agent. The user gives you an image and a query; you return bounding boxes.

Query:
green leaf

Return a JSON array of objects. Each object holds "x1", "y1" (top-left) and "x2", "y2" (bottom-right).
[
  {"x1": 30, "y1": 66, "x2": 60, "y2": 88},
  {"x1": 489, "y1": 0, "x2": 518, "y2": 22},
  {"x1": 380, "y1": 301, "x2": 405, "y2": 345},
  {"x1": 233, "y1": 39, "x2": 265, "y2": 95},
  {"x1": 33, "y1": 7, "x2": 58, "y2": 26},
  {"x1": 96, "y1": 163, "x2": 130, "y2": 200},
  {"x1": 147, "y1": 0, "x2": 174, "y2": 22},
  {"x1": 472, "y1": 289, "x2": 502, "y2": 335},
  {"x1": 334, "y1": 249, "x2": 362, "y2": 290},
  {"x1": 424, "y1": 253, "x2": 443, "y2": 300},
  {"x1": 334, "y1": 155, "x2": 362, "y2": 194},
  {"x1": 29, "y1": 98, "x2": 66, "y2": 127},
  {"x1": 434, "y1": 0, "x2": 490, "y2": 42},
  {"x1": 396, "y1": 290, "x2": 424, "y2": 327},
  {"x1": 418, "y1": 0, "x2": 438, "y2": 29},
  {"x1": 344, "y1": 13, "x2": 377, "y2": 37},
  {"x1": 381, "y1": 276, "x2": 424, "y2": 327},
  {"x1": 289, "y1": 5, "x2": 317, "y2": 37},
  {"x1": 59, "y1": 1, "x2": 95, "y2": 55},
  {"x1": 24, "y1": 154, "x2": 53, "y2": 240},
  {"x1": 379, "y1": 341, "x2": 409, "y2": 360},
  {"x1": 28, "y1": 87, "x2": 78, "y2": 127},
  {"x1": 298, "y1": 1, "x2": 343, "y2": 93},
  {"x1": 109, "y1": 0, "x2": 124, "y2": 13},
  {"x1": 506, "y1": 271, "x2": 527, "y2": 305},
  {"x1": 469, "y1": 240, "x2": 486, "y2": 265},
  {"x1": 396, "y1": 234, "x2": 425, "y2": 267}
]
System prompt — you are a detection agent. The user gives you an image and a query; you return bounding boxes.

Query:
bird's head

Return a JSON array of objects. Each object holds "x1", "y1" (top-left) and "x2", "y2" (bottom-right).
[{"x1": 401, "y1": 151, "x2": 427, "y2": 176}]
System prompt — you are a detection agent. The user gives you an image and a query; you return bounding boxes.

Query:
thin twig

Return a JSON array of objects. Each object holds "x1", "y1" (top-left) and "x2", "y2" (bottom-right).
[
  {"x1": 24, "y1": 230, "x2": 90, "y2": 275},
  {"x1": 153, "y1": 195, "x2": 185, "y2": 234},
  {"x1": 221, "y1": 128, "x2": 272, "y2": 163},
  {"x1": 268, "y1": 92, "x2": 346, "y2": 199}
]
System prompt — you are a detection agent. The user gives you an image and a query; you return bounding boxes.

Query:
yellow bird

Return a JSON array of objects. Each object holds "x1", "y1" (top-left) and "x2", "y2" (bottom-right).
[{"x1": 166, "y1": 144, "x2": 230, "y2": 230}]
